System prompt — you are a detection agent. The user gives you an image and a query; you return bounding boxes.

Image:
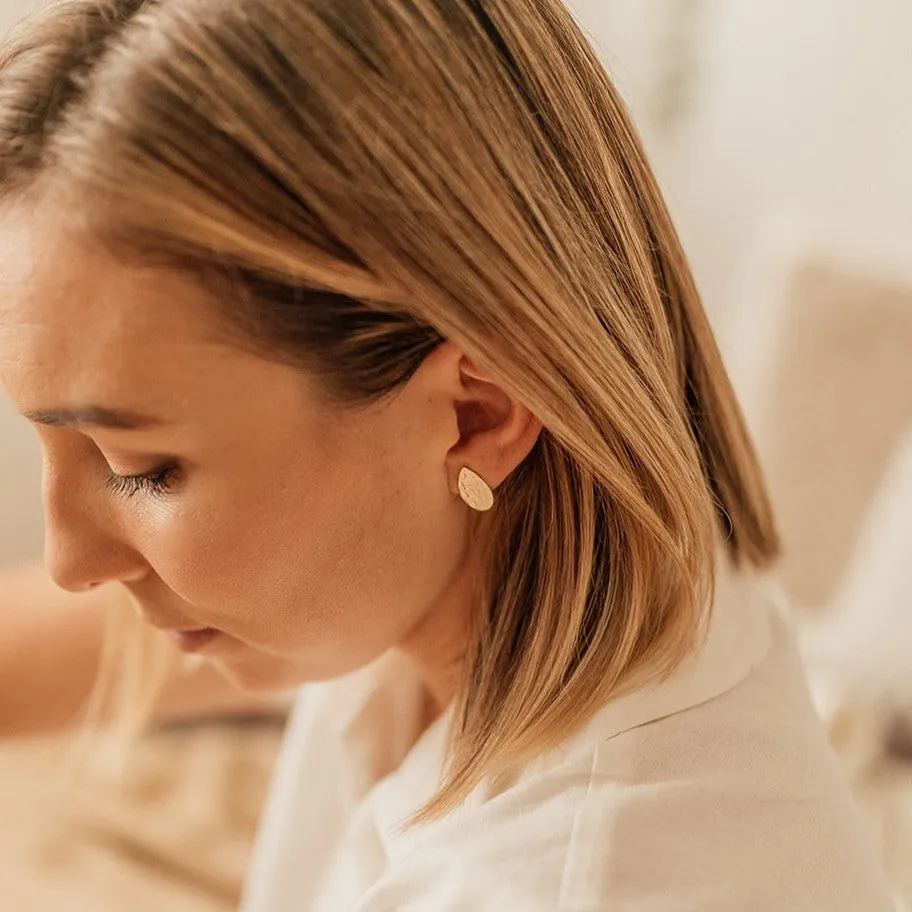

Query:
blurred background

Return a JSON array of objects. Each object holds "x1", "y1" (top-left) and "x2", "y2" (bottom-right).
[{"x1": 1, "y1": 0, "x2": 911, "y2": 908}]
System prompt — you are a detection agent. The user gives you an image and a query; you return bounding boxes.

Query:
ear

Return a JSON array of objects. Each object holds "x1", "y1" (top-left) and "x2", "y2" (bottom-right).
[{"x1": 434, "y1": 343, "x2": 543, "y2": 496}]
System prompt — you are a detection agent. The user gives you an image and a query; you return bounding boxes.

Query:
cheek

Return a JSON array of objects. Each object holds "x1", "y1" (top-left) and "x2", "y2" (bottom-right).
[{"x1": 139, "y1": 442, "x2": 468, "y2": 668}]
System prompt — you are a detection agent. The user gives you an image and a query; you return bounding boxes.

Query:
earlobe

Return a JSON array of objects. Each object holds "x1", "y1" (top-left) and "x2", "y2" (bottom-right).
[{"x1": 457, "y1": 466, "x2": 495, "y2": 512}]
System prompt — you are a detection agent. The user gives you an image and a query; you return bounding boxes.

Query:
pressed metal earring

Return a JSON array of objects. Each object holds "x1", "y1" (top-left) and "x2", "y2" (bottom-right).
[{"x1": 457, "y1": 467, "x2": 494, "y2": 512}]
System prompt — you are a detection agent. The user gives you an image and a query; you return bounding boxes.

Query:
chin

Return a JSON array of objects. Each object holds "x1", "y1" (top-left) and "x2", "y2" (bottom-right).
[
  {"x1": 210, "y1": 650, "x2": 319, "y2": 695},
  {"x1": 212, "y1": 640, "x2": 389, "y2": 695}
]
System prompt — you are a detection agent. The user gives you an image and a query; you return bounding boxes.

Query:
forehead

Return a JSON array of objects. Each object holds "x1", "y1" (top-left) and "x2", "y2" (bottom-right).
[{"x1": 0, "y1": 206, "x2": 236, "y2": 410}]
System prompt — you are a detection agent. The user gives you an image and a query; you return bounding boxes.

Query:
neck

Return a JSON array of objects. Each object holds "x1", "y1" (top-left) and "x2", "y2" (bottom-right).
[{"x1": 396, "y1": 559, "x2": 475, "y2": 721}]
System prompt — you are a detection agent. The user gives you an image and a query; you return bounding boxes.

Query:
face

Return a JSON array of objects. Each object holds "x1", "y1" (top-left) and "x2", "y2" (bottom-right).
[{"x1": 0, "y1": 207, "x2": 504, "y2": 693}]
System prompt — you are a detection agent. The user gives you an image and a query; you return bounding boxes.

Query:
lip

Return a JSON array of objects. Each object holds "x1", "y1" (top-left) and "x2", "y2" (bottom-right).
[{"x1": 166, "y1": 628, "x2": 221, "y2": 654}]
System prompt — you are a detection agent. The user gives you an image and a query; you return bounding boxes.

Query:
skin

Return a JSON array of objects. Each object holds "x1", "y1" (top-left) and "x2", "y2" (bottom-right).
[{"x1": 0, "y1": 205, "x2": 541, "y2": 714}]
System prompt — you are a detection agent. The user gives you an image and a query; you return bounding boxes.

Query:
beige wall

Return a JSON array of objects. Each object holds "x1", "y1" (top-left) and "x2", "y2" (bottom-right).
[
  {"x1": 0, "y1": 0, "x2": 43, "y2": 567},
  {"x1": 571, "y1": 0, "x2": 912, "y2": 342},
  {"x1": 0, "y1": 399, "x2": 42, "y2": 567}
]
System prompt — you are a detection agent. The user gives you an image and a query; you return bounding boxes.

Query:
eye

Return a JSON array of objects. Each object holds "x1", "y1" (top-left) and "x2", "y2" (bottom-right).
[{"x1": 104, "y1": 463, "x2": 180, "y2": 499}]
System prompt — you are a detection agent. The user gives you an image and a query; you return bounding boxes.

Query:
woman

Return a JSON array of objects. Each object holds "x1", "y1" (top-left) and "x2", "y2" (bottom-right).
[{"x1": 0, "y1": 0, "x2": 894, "y2": 908}]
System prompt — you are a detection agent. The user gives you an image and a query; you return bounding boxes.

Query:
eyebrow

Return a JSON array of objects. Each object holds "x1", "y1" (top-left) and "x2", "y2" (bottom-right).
[{"x1": 23, "y1": 407, "x2": 166, "y2": 430}]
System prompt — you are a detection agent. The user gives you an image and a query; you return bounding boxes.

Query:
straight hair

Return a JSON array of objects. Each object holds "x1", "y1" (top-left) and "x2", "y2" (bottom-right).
[{"x1": 0, "y1": 0, "x2": 778, "y2": 819}]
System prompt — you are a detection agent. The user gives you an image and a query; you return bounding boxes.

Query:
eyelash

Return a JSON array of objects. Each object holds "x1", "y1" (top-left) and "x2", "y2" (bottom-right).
[{"x1": 104, "y1": 463, "x2": 180, "y2": 499}]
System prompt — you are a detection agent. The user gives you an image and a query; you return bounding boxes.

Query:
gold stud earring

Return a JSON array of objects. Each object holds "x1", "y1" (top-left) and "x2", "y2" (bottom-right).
[{"x1": 458, "y1": 467, "x2": 494, "y2": 512}]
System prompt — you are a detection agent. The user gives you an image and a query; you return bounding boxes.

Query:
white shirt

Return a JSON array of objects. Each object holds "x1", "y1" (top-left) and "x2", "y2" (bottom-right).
[{"x1": 241, "y1": 569, "x2": 895, "y2": 911}]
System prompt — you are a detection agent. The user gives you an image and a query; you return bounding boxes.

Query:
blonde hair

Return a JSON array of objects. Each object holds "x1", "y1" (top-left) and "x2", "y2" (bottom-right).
[{"x1": 0, "y1": 0, "x2": 778, "y2": 819}]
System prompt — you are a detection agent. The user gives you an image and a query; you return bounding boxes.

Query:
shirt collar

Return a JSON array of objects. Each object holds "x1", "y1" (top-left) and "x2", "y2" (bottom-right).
[
  {"x1": 528, "y1": 559, "x2": 775, "y2": 771},
  {"x1": 333, "y1": 558, "x2": 776, "y2": 815}
]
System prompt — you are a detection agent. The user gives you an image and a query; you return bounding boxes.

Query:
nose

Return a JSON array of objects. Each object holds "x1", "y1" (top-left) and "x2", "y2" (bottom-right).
[{"x1": 42, "y1": 458, "x2": 148, "y2": 593}]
